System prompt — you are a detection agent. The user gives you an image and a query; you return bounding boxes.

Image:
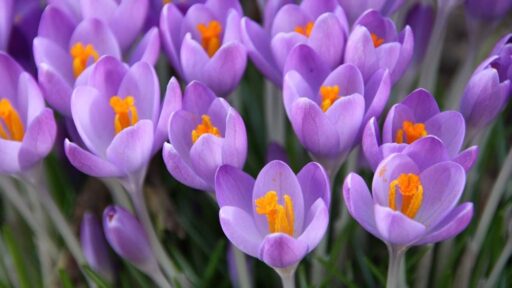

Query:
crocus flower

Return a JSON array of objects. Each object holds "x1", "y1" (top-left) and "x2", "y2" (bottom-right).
[
  {"x1": 216, "y1": 160, "x2": 330, "y2": 269},
  {"x1": 339, "y1": 0, "x2": 405, "y2": 24},
  {"x1": 459, "y1": 53, "x2": 511, "y2": 130},
  {"x1": 363, "y1": 89, "x2": 477, "y2": 171},
  {"x1": 283, "y1": 44, "x2": 390, "y2": 173},
  {"x1": 34, "y1": 4, "x2": 160, "y2": 117},
  {"x1": 344, "y1": 9, "x2": 413, "y2": 83},
  {"x1": 241, "y1": 0, "x2": 348, "y2": 86},
  {"x1": 0, "y1": 52, "x2": 57, "y2": 174},
  {"x1": 146, "y1": 0, "x2": 205, "y2": 29},
  {"x1": 266, "y1": 142, "x2": 289, "y2": 163},
  {"x1": 343, "y1": 151, "x2": 473, "y2": 248},
  {"x1": 81, "y1": 212, "x2": 115, "y2": 282},
  {"x1": 160, "y1": 0, "x2": 247, "y2": 96},
  {"x1": 405, "y1": 3, "x2": 434, "y2": 65},
  {"x1": 103, "y1": 205, "x2": 158, "y2": 276},
  {"x1": 64, "y1": 56, "x2": 178, "y2": 179},
  {"x1": 465, "y1": 0, "x2": 512, "y2": 21},
  {"x1": 163, "y1": 81, "x2": 247, "y2": 193}
]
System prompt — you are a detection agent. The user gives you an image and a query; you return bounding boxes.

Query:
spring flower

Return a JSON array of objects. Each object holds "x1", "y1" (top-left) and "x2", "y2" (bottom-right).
[
  {"x1": 34, "y1": 4, "x2": 159, "y2": 117},
  {"x1": 80, "y1": 212, "x2": 115, "y2": 282},
  {"x1": 283, "y1": 44, "x2": 390, "y2": 173},
  {"x1": 160, "y1": 0, "x2": 247, "y2": 96},
  {"x1": 465, "y1": 0, "x2": 512, "y2": 21},
  {"x1": 363, "y1": 88, "x2": 477, "y2": 171},
  {"x1": 339, "y1": 0, "x2": 405, "y2": 24},
  {"x1": 146, "y1": 0, "x2": 205, "y2": 28},
  {"x1": 405, "y1": 3, "x2": 434, "y2": 65},
  {"x1": 103, "y1": 205, "x2": 158, "y2": 276},
  {"x1": 0, "y1": 52, "x2": 57, "y2": 174},
  {"x1": 64, "y1": 56, "x2": 177, "y2": 179},
  {"x1": 344, "y1": 9, "x2": 413, "y2": 84},
  {"x1": 343, "y1": 152, "x2": 473, "y2": 248},
  {"x1": 216, "y1": 160, "x2": 330, "y2": 269},
  {"x1": 241, "y1": 0, "x2": 348, "y2": 86},
  {"x1": 163, "y1": 81, "x2": 247, "y2": 193},
  {"x1": 460, "y1": 42, "x2": 512, "y2": 130}
]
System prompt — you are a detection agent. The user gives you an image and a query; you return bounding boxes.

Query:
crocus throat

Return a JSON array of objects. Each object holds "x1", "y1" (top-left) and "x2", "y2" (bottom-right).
[
  {"x1": 70, "y1": 42, "x2": 100, "y2": 78},
  {"x1": 163, "y1": 0, "x2": 171, "y2": 4},
  {"x1": 371, "y1": 33, "x2": 384, "y2": 48},
  {"x1": 109, "y1": 96, "x2": 138, "y2": 134},
  {"x1": 295, "y1": 22, "x2": 314, "y2": 38},
  {"x1": 389, "y1": 173, "x2": 423, "y2": 218},
  {"x1": 395, "y1": 121, "x2": 428, "y2": 144},
  {"x1": 320, "y1": 85, "x2": 341, "y2": 112},
  {"x1": 191, "y1": 115, "x2": 221, "y2": 144},
  {"x1": 255, "y1": 191, "x2": 294, "y2": 236},
  {"x1": 0, "y1": 98, "x2": 24, "y2": 141},
  {"x1": 197, "y1": 21, "x2": 222, "y2": 57}
]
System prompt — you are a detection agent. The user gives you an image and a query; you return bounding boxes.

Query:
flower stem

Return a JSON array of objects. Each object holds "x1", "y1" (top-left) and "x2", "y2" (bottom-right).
[
  {"x1": 264, "y1": 80, "x2": 285, "y2": 145},
  {"x1": 484, "y1": 237, "x2": 512, "y2": 288},
  {"x1": 233, "y1": 246, "x2": 252, "y2": 288},
  {"x1": 386, "y1": 245, "x2": 406, "y2": 288},
  {"x1": 275, "y1": 266, "x2": 297, "y2": 288}
]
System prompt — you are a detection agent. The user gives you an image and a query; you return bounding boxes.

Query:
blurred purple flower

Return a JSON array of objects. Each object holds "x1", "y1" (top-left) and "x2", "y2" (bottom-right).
[
  {"x1": 64, "y1": 57, "x2": 177, "y2": 179},
  {"x1": 34, "y1": 4, "x2": 159, "y2": 117},
  {"x1": 241, "y1": 0, "x2": 348, "y2": 86},
  {"x1": 81, "y1": 212, "x2": 115, "y2": 282},
  {"x1": 405, "y1": 3, "x2": 434, "y2": 65},
  {"x1": 146, "y1": 0, "x2": 205, "y2": 29},
  {"x1": 344, "y1": 9, "x2": 413, "y2": 84},
  {"x1": 363, "y1": 89, "x2": 477, "y2": 171},
  {"x1": 216, "y1": 161, "x2": 330, "y2": 268},
  {"x1": 266, "y1": 142, "x2": 288, "y2": 163},
  {"x1": 338, "y1": 0, "x2": 405, "y2": 24},
  {"x1": 163, "y1": 81, "x2": 247, "y2": 193},
  {"x1": 160, "y1": 0, "x2": 247, "y2": 96},
  {"x1": 465, "y1": 0, "x2": 512, "y2": 21},
  {"x1": 0, "y1": 52, "x2": 57, "y2": 174},
  {"x1": 283, "y1": 44, "x2": 390, "y2": 173},
  {"x1": 343, "y1": 152, "x2": 473, "y2": 247},
  {"x1": 103, "y1": 205, "x2": 158, "y2": 275}
]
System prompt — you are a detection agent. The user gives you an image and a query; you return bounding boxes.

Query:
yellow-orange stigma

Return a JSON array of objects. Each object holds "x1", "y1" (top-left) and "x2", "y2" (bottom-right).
[
  {"x1": 395, "y1": 121, "x2": 428, "y2": 144},
  {"x1": 70, "y1": 42, "x2": 100, "y2": 78},
  {"x1": 197, "y1": 21, "x2": 222, "y2": 57},
  {"x1": 294, "y1": 22, "x2": 314, "y2": 38},
  {"x1": 389, "y1": 173, "x2": 423, "y2": 219},
  {"x1": 191, "y1": 115, "x2": 221, "y2": 143},
  {"x1": 109, "y1": 96, "x2": 138, "y2": 134},
  {"x1": 371, "y1": 33, "x2": 384, "y2": 48},
  {"x1": 320, "y1": 85, "x2": 341, "y2": 112},
  {"x1": 255, "y1": 191, "x2": 294, "y2": 236},
  {"x1": 162, "y1": 0, "x2": 171, "y2": 4},
  {"x1": 0, "y1": 98, "x2": 25, "y2": 141}
]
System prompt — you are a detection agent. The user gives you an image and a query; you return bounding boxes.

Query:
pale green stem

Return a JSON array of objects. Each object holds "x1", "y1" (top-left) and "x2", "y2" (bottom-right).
[
  {"x1": 455, "y1": 147, "x2": 512, "y2": 287},
  {"x1": 387, "y1": 246, "x2": 406, "y2": 288},
  {"x1": 233, "y1": 246, "x2": 252, "y2": 288},
  {"x1": 414, "y1": 247, "x2": 434, "y2": 288},
  {"x1": 0, "y1": 177, "x2": 39, "y2": 236},
  {"x1": 276, "y1": 266, "x2": 297, "y2": 288},
  {"x1": 103, "y1": 179, "x2": 133, "y2": 211},
  {"x1": 264, "y1": 80, "x2": 285, "y2": 145}
]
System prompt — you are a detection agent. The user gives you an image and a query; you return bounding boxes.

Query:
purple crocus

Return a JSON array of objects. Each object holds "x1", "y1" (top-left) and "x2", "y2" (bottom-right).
[
  {"x1": 163, "y1": 81, "x2": 247, "y2": 193},
  {"x1": 363, "y1": 88, "x2": 478, "y2": 172},
  {"x1": 34, "y1": 4, "x2": 160, "y2": 117},
  {"x1": 344, "y1": 9, "x2": 413, "y2": 83},
  {"x1": 283, "y1": 44, "x2": 389, "y2": 173},
  {"x1": 160, "y1": 0, "x2": 247, "y2": 97},
  {"x1": 64, "y1": 56, "x2": 177, "y2": 179},
  {"x1": 80, "y1": 212, "x2": 115, "y2": 282},
  {"x1": 216, "y1": 160, "x2": 330, "y2": 269},
  {"x1": 339, "y1": 0, "x2": 405, "y2": 24},
  {"x1": 460, "y1": 40, "x2": 511, "y2": 130},
  {"x1": 465, "y1": 0, "x2": 512, "y2": 21},
  {"x1": 405, "y1": 3, "x2": 434, "y2": 65},
  {"x1": 343, "y1": 151, "x2": 473, "y2": 248},
  {"x1": 0, "y1": 52, "x2": 57, "y2": 174},
  {"x1": 241, "y1": 0, "x2": 348, "y2": 86},
  {"x1": 146, "y1": 0, "x2": 205, "y2": 29}
]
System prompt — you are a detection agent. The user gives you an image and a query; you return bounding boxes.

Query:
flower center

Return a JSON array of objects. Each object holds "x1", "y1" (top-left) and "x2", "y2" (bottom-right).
[
  {"x1": 191, "y1": 115, "x2": 221, "y2": 144},
  {"x1": 70, "y1": 42, "x2": 100, "y2": 78},
  {"x1": 0, "y1": 98, "x2": 24, "y2": 141},
  {"x1": 197, "y1": 21, "x2": 222, "y2": 57},
  {"x1": 389, "y1": 173, "x2": 423, "y2": 218},
  {"x1": 109, "y1": 96, "x2": 138, "y2": 134},
  {"x1": 294, "y1": 22, "x2": 314, "y2": 38},
  {"x1": 255, "y1": 191, "x2": 294, "y2": 236},
  {"x1": 371, "y1": 33, "x2": 384, "y2": 48},
  {"x1": 320, "y1": 85, "x2": 341, "y2": 112},
  {"x1": 395, "y1": 121, "x2": 428, "y2": 144}
]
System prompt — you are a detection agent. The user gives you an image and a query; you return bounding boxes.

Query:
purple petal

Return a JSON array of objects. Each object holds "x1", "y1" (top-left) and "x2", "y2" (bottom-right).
[
  {"x1": 204, "y1": 42, "x2": 247, "y2": 96},
  {"x1": 19, "y1": 109, "x2": 57, "y2": 170},
  {"x1": 220, "y1": 206, "x2": 262, "y2": 258},
  {"x1": 271, "y1": 32, "x2": 306, "y2": 72},
  {"x1": 382, "y1": 104, "x2": 415, "y2": 144},
  {"x1": 222, "y1": 107, "x2": 247, "y2": 168},
  {"x1": 259, "y1": 233, "x2": 308, "y2": 268},
  {"x1": 183, "y1": 81, "x2": 217, "y2": 114},
  {"x1": 322, "y1": 63, "x2": 364, "y2": 97},
  {"x1": 297, "y1": 162, "x2": 330, "y2": 209},
  {"x1": 325, "y1": 94, "x2": 365, "y2": 152},
  {"x1": 364, "y1": 68, "x2": 391, "y2": 123},
  {"x1": 300, "y1": 0, "x2": 339, "y2": 19},
  {"x1": 168, "y1": 110, "x2": 198, "y2": 158},
  {"x1": 223, "y1": 9, "x2": 242, "y2": 44},
  {"x1": 37, "y1": 63, "x2": 73, "y2": 117},
  {"x1": 374, "y1": 204, "x2": 426, "y2": 246},
  {"x1": 215, "y1": 165, "x2": 255, "y2": 213},
  {"x1": 454, "y1": 146, "x2": 479, "y2": 172},
  {"x1": 0, "y1": 0, "x2": 13, "y2": 51},
  {"x1": 343, "y1": 173, "x2": 379, "y2": 237},
  {"x1": 344, "y1": 25, "x2": 378, "y2": 81},
  {"x1": 263, "y1": 0, "x2": 293, "y2": 31},
  {"x1": 206, "y1": 0, "x2": 243, "y2": 21},
  {"x1": 86, "y1": 56, "x2": 128, "y2": 98},
  {"x1": 375, "y1": 43, "x2": 400, "y2": 80},
  {"x1": 180, "y1": 33, "x2": 209, "y2": 83},
  {"x1": 362, "y1": 117, "x2": 383, "y2": 171},
  {"x1": 0, "y1": 140, "x2": 21, "y2": 173},
  {"x1": 425, "y1": 111, "x2": 465, "y2": 157},
  {"x1": 189, "y1": 134, "x2": 224, "y2": 189},
  {"x1": 308, "y1": 13, "x2": 345, "y2": 70},
  {"x1": 37, "y1": 5, "x2": 76, "y2": 48},
  {"x1": 33, "y1": 37, "x2": 73, "y2": 84},
  {"x1": 160, "y1": 4, "x2": 184, "y2": 77},
  {"x1": 64, "y1": 139, "x2": 123, "y2": 178},
  {"x1": 400, "y1": 89, "x2": 440, "y2": 122},
  {"x1": 271, "y1": 4, "x2": 310, "y2": 36},
  {"x1": 297, "y1": 199, "x2": 329, "y2": 251},
  {"x1": 155, "y1": 78, "x2": 183, "y2": 152},
  {"x1": 401, "y1": 136, "x2": 450, "y2": 171},
  {"x1": 128, "y1": 27, "x2": 160, "y2": 66},
  {"x1": 162, "y1": 143, "x2": 209, "y2": 191},
  {"x1": 69, "y1": 18, "x2": 121, "y2": 60},
  {"x1": 283, "y1": 70, "x2": 315, "y2": 116},
  {"x1": 105, "y1": 120, "x2": 154, "y2": 175},
  {"x1": 391, "y1": 25, "x2": 413, "y2": 83},
  {"x1": 284, "y1": 44, "x2": 329, "y2": 89}
]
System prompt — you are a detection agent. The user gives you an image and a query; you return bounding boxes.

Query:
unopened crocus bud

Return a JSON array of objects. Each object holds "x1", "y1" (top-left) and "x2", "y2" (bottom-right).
[
  {"x1": 405, "y1": 3, "x2": 434, "y2": 65},
  {"x1": 103, "y1": 206, "x2": 158, "y2": 275},
  {"x1": 80, "y1": 212, "x2": 115, "y2": 282}
]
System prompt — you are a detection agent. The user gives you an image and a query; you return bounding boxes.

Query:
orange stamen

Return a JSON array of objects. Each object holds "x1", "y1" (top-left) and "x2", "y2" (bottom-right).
[
  {"x1": 191, "y1": 115, "x2": 221, "y2": 143},
  {"x1": 389, "y1": 173, "x2": 423, "y2": 218},
  {"x1": 320, "y1": 85, "x2": 341, "y2": 112},
  {"x1": 395, "y1": 121, "x2": 428, "y2": 144},
  {"x1": 0, "y1": 98, "x2": 25, "y2": 141},
  {"x1": 255, "y1": 191, "x2": 295, "y2": 236},
  {"x1": 70, "y1": 42, "x2": 100, "y2": 78},
  {"x1": 197, "y1": 21, "x2": 223, "y2": 57},
  {"x1": 371, "y1": 33, "x2": 384, "y2": 48},
  {"x1": 294, "y1": 22, "x2": 314, "y2": 38},
  {"x1": 109, "y1": 96, "x2": 138, "y2": 134}
]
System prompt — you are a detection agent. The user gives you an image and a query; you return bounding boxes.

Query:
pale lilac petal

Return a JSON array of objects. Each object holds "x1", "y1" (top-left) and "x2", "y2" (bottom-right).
[
  {"x1": 297, "y1": 162, "x2": 330, "y2": 209},
  {"x1": 183, "y1": 81, "x2": 216, "y2": 115},
  {"x1": 129, "y1": 27, "x2": 160, "y2": 66},
  {"x1": 454, "y1": 146, "x2": 479, "y2": 172},
  {"x1": 283, "y1": 70, "x2": 315, "y2": 116},
  {"x1": 38, "y1": 5, "x2": 76, "y2": 48},
  {"x1": 160, "y1": 4, "x2": 184, "y2": 76},
  {"x1": 271, "y1": 32, "x2": 306, "y2": 72},
  {"x1": 19, "y1": 109, "x2": 57, "y2": 170},
  {"x1": 162, "y1": 143, "x2": 209, "y2": 191},
  {"x1": 362, "y1": 117, "x2": 383, "y2": 171},
  {"x1": 391, "y1": 26, "x2": 414, "y2": 83},
  {"x1": 0, "y1": 140, "x2": 21, "y2": 174},
  {"x1": 64, "y1": 139, "x2": 123, "y2": 177},
  {"x1": 322, "y1": 63, "x2": 364, "y2": 97},
  {"x1": 284, "y1": 44, "x2": 329, "y2": 89},
  {"x1": 425, "y1": 111, "x2": 465, "y2": 157},
  {"x1": 259, "y1": 233, "x2": 308, "y2": 268},
  {"x1": 155, "y1": 78, "x2": 182, "y2": 152},
  {"x1": 344, "y1": 25, "x2": 378, "y2": 81},
  {"x1": 215, "y1": 165, "x2": 255, "y2": 213},
  {"x1": 364, "y1": 69, "x2": 391, "y2": 122},
  {"x1": 38, "y1": 64, "x2": 73, "y2": 117},
  {"x1": 220, "y1": 206, "x2": 262, "y2": 258},
  {"x1": 222, "y1": 107, "x2": 247, "y2": 169},
  {"x1": 169, "y1": 110, "x2": 198, "y2": 158},
  {"x1": 325, "y1": 94, "x2": 365, "y2": 152},
  {"x1": 87, "y1": 55, "x2": 128, "y2": 98},
  {"x1": 374, "y1": 204, "x2": 426, "y2": 246},
  {"x1": 69, "y1": 18, "x2": 121, "y2": 59},
  {"x1": 382, "y1": 104, "x2": 415, "y2": 144},
  {"x1": 373, "y1": 154, "x2": 419, "y2": 206},
  {"x1": 308, "y1": 13, "x2": 345, "y2": 70},
  {"x1": 400, "y1": 89, "x2": 440, "y2": 122},
  {"x1": 204, "y1": 42, "x2": 247, "y2": 96},
  {"x1": 189, "y1": 134, "x2": 224, "y2": 189},
  {"x1": 180, "y1": 33, "x2": 209, "y2": 83},
  {"x1": 223, "y1": 9, "x2": 242, "y2": 43},
  {"x1": 271, "y1": 4, "x2": 310, "y2": 36},
  {"x1": 402, "y1": 136, "x2": 450, "y2": 171},
  {"x1": 343, "y1": 173, "x2": 379, "y2": 237},
  {"x1": 33, "y1": 37, "x2": 73, "y2": 84},
  {"x1": 300, "y1": 0, "x2": 339, "y2": 19},
  {"x1": 297, "y1": 199, "x2": 329, "y2": 251}
]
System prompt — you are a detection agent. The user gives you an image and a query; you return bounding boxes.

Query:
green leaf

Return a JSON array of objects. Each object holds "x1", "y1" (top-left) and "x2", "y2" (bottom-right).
[
  {"x1": 82, "y1": 265, "x2": 112, "y2": 288},
  {"x1": 199, "y1": 239, "x2": 225, "y2": 287},
  {"x1": 2, "y1": 226, "x2": 31, "y2": 288},
  {"x1": 59, "y1": 269, "x2": 74, "y2": 288}
]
